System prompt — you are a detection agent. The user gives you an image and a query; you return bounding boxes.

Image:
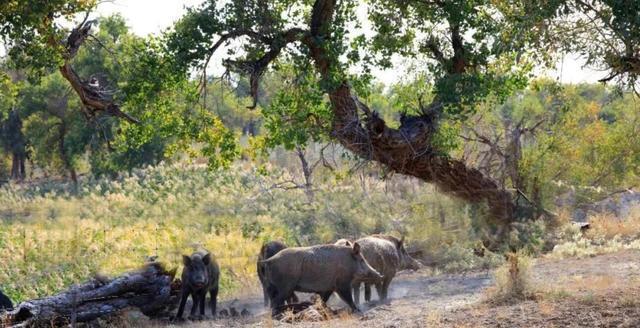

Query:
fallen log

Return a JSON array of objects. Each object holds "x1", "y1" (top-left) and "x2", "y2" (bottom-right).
[{"x1": 0, "y1": 262, "x2": 180, "y2": 327}]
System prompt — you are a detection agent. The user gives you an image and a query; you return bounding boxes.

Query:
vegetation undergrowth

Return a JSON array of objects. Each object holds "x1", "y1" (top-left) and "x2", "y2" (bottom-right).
[
  {"x1": 0, "y1": 160, "x2": 501, "y2": 303},
  {"x1": 485, "y1": 252, "x2": 535, "y2": 304},
  {"x1": 549, "y1": 209, "x2": 640, "y2": 259}
]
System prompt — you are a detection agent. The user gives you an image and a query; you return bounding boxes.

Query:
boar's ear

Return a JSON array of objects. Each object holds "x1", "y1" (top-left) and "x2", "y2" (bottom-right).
[
  {"x1": 202, "y1": 253, "x2": 211, "y2": 265},
  {"x1": 182, "y1": 255, "x2": 191, "y2": 267},
  {"x1": 346, "y1": 240, "x2": 353, "y2": 247},
  {"x1": 352, "y1": 242, "x2": 361, "y2": 255}
]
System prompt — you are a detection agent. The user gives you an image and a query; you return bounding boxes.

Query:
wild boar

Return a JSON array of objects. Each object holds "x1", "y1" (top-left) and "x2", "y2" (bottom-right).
[
  {"x1": 261, "y1": 243, "x2": 381, "y2": 314},
  {"x1": 334, "y1": 238, "x2": 353, "y2": 247},
  {"x1": 352, "y1": 235, "x2": 421, "y2": 304},
  {"x1": 176, "y1": 250, "x2": 220, "y2": 319},
  {"x1": 371, "y1": 234, "x2": 421, "y2": 271},
  {"x1": 257, "y1": 241, "x2": 299, "y2": 306},
  {"x1": 0, "y1": 289, "x2": 12, "y2": 311}
]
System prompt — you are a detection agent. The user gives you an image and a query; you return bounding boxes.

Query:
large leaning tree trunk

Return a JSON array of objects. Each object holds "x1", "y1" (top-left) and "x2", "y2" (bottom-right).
[{"x1": 0, "y1": 262, "x2": 179, "y2": 327}]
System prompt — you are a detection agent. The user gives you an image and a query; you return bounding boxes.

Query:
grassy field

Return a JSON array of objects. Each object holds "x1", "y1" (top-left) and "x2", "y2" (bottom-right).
[
  {"x1": 0, "y1": 161, "x2": 498, "y2": 303},
  {"x1": 4, "y1": 158, "x2": 636, "y2": 306}
]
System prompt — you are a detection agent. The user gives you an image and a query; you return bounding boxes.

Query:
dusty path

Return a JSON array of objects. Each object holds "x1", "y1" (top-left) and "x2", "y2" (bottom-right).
[{"x1": 153, "y1": 250, "x2": 640, "y2": 327}]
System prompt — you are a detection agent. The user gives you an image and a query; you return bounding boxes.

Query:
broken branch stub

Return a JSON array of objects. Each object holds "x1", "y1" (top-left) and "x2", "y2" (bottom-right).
[{"x1": 58, "y1": 19, "x2": 139, "y2": 124}]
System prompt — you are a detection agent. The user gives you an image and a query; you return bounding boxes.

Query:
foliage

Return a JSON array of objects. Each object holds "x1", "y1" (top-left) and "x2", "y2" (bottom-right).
[
  {"x1": 549, "y1": 0, "x2": 640, "y2": 88},
  {"x1": 457, "y1": 80, "x2": 640, "y2": 211},
  {"x1": 261, "y1": 67, "x2": 332, "y2": 150},
  {"x1": 0, "y1": 0, "x2": 96, "y2": 80},
  {"x1": 367, "y1": 0, "x2": 536, "y2": 116}
]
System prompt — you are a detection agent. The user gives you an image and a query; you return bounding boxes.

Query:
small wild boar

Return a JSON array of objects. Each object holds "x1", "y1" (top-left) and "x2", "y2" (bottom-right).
[
  {"x1": 343, "y1": 235, "x2": 421, "y2": 304},
  {"x1": 0, "y1": 289, "x2": 12, "y2": 311},
  {"x1": 176, "y1": 250, "x2": 220, "y2": 319},
  {"x1": 257, "y1": 241, "x2": 299, "y2": 306},
  {"x1": 261, "y1": 243, "x2": 381, "y2": 313}
]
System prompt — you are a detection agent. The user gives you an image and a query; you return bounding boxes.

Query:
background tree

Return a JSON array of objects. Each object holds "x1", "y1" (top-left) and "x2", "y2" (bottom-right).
[
  {"x1": 1, "y1": 5, "x2": 239, "y2": 177},
  {"x1": 0, "y1": 69, "x2": 27, "y2": 181}
]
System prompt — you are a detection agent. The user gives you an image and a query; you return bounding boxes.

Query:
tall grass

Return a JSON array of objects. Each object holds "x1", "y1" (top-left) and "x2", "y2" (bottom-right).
[{"x1": 0, "y1": 161, "x2": 491, "y2": 303}]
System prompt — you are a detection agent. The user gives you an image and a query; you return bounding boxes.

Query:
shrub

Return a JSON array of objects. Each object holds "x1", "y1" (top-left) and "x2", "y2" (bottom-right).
[{"x1": 485, "y1": 252, "x2": 535, "y2": 304}]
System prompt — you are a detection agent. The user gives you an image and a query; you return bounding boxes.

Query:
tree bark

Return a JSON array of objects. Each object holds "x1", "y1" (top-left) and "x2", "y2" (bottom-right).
[
  {"x1": 0, "y1": 262, "x2": 179, "y2": 327},
  {"x1": 5, "y1": 109, "x2": 26, "y2": 181},
  {"x1": 10, "y1": 152, "x2": 26, "y2": 181}
]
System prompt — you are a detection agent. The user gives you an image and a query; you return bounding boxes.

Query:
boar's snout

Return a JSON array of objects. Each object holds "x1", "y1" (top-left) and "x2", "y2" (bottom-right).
[
  {"x1": 406, "y1": 257, "x2": 421, "y2": 271},
  {"x1": 355, "y1": 263, "x2": 382, "y2": 282}
]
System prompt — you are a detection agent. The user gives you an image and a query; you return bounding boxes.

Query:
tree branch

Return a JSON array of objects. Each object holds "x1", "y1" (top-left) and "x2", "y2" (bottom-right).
[{"x1": 56, "y1": 18, "x2": 139, "y2": 123}]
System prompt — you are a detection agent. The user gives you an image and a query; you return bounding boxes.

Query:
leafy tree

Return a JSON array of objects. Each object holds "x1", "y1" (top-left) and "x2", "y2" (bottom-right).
[
  {"x1": 1, "y1": 6, "x2": 239, "y2": 175},
  {"x1": 164, "y1": 0, "x2": 554, "y2": 247},
  {"x1": 0, "y1": 69, "x2": 28, "y2": 180},
  {"x1": 19, "y1": 73, "x2": 91, "y2": 184},
  {"x1": 2, "y1": 0, "x2": 638, "y2": 248},
  {"x1": 522, "y1": 0, "x2": 640, "y2": 89}
]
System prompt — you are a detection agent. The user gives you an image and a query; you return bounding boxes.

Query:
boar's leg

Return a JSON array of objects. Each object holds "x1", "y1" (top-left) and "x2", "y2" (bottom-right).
[
  {"x1": 210, "y1": 286, "x2": 218, "y2": 316},
  {"x1": 335, "y1": 283, "x2": 359, "y2": 313},
  {"x1": 364, "y1": 283, "x2": 372, "y2": 302},
  {"x1": 374, "y1": 283, "x2": 384, "y2": 301},
  {"x1": 176, "y1": 289, "x2": 191, "y2": 319},
  {"x1": 262, "y1": 285, "x2": 269, "y2": 306},
  {"x1": 258, "y1": 263, "x2": 269, "y2": 306},
  {"x1": 352, "y1": 282, "x2": 361, "y2": 305},
  {"x1": 319, "y1": 291, "x2": 333, "y2": 303},
  {"x1": 190, "y1": 291, "x2": 202, "y2": 317},
  {"x1": 199, "y1": 290, "x2": 206, "y2": 316},
  {"x1": 381, "y1": 277, "x2": 392, "y2": 301},
  {"x1": 286, "y1": 292, "x2": 299, "y2": 305},
  {"x1": 268, "y1": 284, "x2": 294, "y2": 315}
]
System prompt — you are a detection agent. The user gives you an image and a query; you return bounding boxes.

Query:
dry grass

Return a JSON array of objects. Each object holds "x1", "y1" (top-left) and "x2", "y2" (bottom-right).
[
  {"x1": 586, "y1": 210, "x2": 640, "y2": 240},
  {"x1": 549, "y1": 208, "x2": 640, "y2": 259},
  {"x1": 279, "y1": 298, "x2": 349, "y2": 323},
  {"x1": 425, "y1": 310, "x2": 443, "y2": 326},
  {"x1": 484, "y1": 252, "x2": 535, "y2": 304}
]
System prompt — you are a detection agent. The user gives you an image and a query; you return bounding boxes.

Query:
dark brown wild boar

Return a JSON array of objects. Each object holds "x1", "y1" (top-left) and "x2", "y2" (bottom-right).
[
  {"x1": 257, "y1": 241, "x2": 299, "y2": 306},
  {"x1": 262, "y1": 243, "x2": 381, "y2": 314},
  {"x1": 176, "y1": 250, "x2": 220, "y2": 320},
  {"x1": 0, "y1": 289, "x2": 12, "y2": 311}
]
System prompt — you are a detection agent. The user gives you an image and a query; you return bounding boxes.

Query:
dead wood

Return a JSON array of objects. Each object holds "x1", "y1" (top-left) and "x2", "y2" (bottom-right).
[{"x1": 0, "y1": 262, "x2": 179, "y2": 327}]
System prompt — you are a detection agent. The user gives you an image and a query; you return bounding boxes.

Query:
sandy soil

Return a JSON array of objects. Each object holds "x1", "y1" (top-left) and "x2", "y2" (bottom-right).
[{"x1": 137, "y1": 249, "x2": 640, "y2": 328}]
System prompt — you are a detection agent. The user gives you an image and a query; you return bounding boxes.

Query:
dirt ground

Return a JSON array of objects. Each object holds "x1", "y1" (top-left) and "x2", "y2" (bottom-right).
[{"x1": 139, "y1": 249, "x2": 640, "y2": 328}]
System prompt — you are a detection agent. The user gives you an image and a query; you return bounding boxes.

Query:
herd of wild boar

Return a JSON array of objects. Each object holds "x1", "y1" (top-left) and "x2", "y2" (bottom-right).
[
  {"x1": 178, "y1": 234, "x2": 421, "y2": 319},
  {"x1": 0, "y1": 234, "x2": 420, "y2": 321}
]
